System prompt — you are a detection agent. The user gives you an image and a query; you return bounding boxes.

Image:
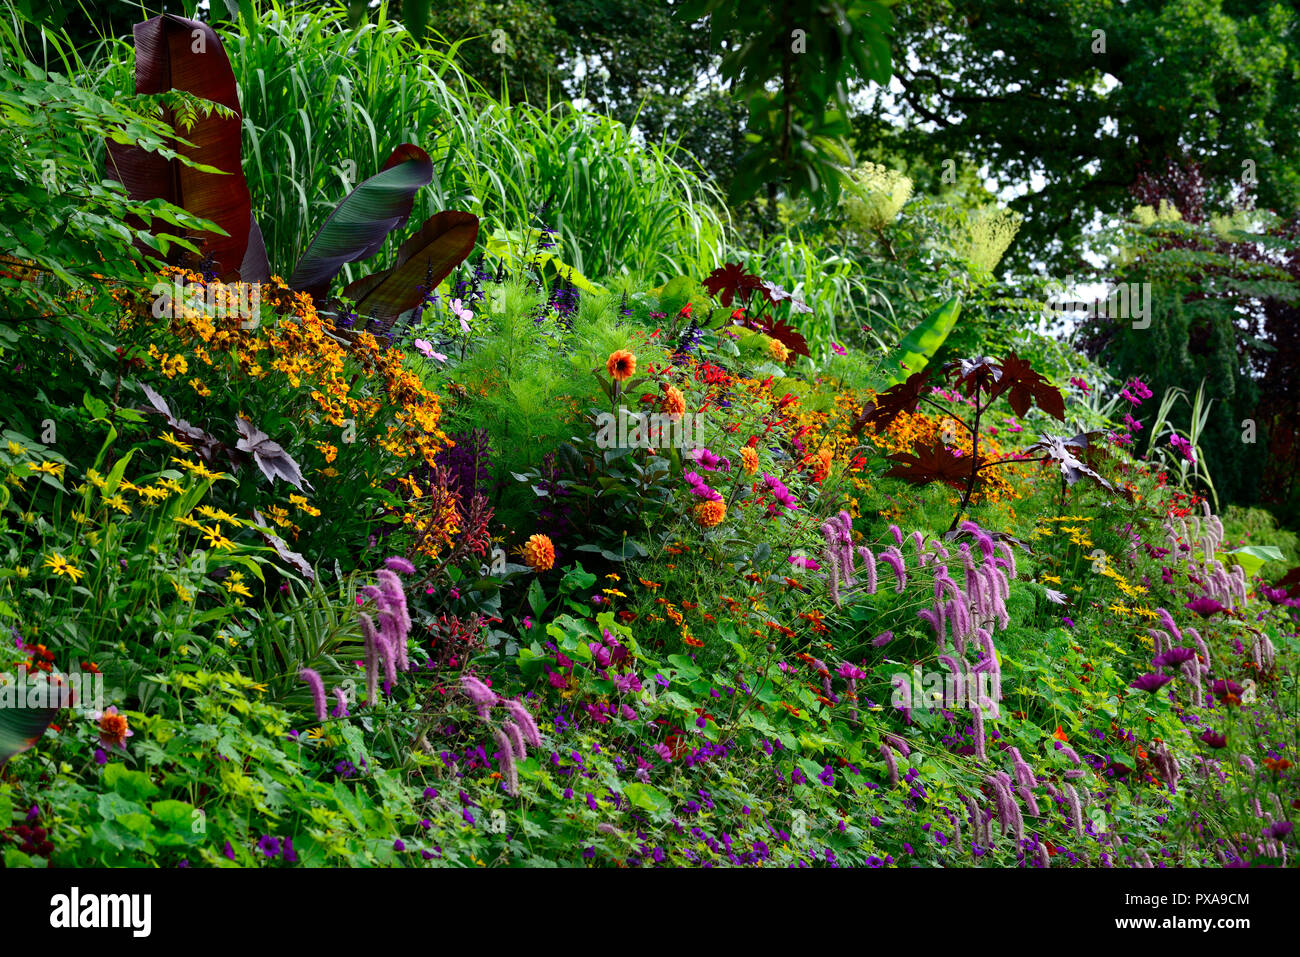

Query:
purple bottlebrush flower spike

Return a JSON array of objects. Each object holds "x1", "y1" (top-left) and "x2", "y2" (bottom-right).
[
  {"x1": 1147, "y1": 628, "x2": 1171, "y2": 656},
  {"x1": 888, "y1": 524, "x2": 903, "y2": 545},
  {"x1": 959, "y1": 520, "x2": 995, "y2": 557},
  {"x1": 918, "y1": 607, "x2": 944, "y2": 649},
  {"x1": 872, "y1": 630, "x2": 895, "y2": 647},
  {"x1": 461, "y1": 674, "x2": 498, "y2": 719},
  {"x1": 971, "y1": 701, "x2": 987, "y2": 761},
  {"x1": 299, "y1": 668, "x2": 327, "y2": 722},
  {"x1": 1063, "y1": 784, "x2": 1084, "y2": 833},
  {"x1": 882, "y1": 732, "x2": 910, "y2": 757},
  {"x1": 911, "y1": 529, "x2": 925, "y2": 561},
  {"x1": 957, "y1": 542, "x2": 975, "y2": 570},
  {"x1": 879, "y1": 546, "x2": 907, "y2": 592},
  {"x1": 1183, "y1": 627, "x2": 1210, "y2": 671},
  {"x1": 858, "y1": 547, "x2": 877, "y2": 593},
  {"x1": 359, "y1": 612, "x2": 380, "y2": 705},
  {"x1": 331, "y1": 686, "x2": 349, "y2": 718},
  {"x1": 995, "y1": 541, "x2": 1017, "y2": 579},
  {"x1": 384, "y1": 555, "x2": 416, "y2": 574},
  {"x1": 1008, "y1": 747, "x2": 1035, "y2": 789},
  {"x1": 938, "y1": 654, "x2": 963, "y2": 704},
  {"x1": 493, "y1": 727, "x2": 518, "y2": 795},
  {"x1": 1182, "y1": 659, "x2": 1203, "y2": 708},
  {"x1": 1155, "y1": 607, "x2": 1183, "y2": 641},
  {"x1": 826, "y1": 540, "x2": 842, "y2": 608},
  {"x1": 504, "y1": 699, "x2": 542, "y2": 747},
  {"x1": 880, "y1": 742, "x2": 899, "y2": 786},
  {"x1": 502, "y1": 720, "x2": 528, "y2": 759}
]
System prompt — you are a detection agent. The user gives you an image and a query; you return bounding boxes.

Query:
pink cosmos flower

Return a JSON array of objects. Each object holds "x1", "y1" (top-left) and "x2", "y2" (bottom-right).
[{"x1": 413, "y1": 339, "x2": 447, "y2": 362}]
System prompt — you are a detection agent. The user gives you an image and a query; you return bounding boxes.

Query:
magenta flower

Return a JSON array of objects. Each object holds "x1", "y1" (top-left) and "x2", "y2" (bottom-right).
[
  {"x1": 1199, "y1": 730, "x2": 1227, "y2": 749},
  {"x1": 1130, "y1": 673, "x2": 1173, "y2": 693},
  {"x1": 1185, "y1": 597, "x2": 1226, "y2": 618},
  {"x1": 1169, "y1": 433, "x2": 1196, "y2": 462},
  {"x1": 383, "y1": 556, "x2": 416, "y2": 574},
  {"x1": 837, "y1": 662, "x2": 867, "y2": 681},
  {"x1": 1152, "y1": 647, "x2": 1196, "y2": 669}
]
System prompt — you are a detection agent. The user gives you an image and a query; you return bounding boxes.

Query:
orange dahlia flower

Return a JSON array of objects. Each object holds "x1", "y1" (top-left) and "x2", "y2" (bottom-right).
[
  {"x1": 740, "y1": 446, "x2": 758, "y2": 474},
  {"x1": 522, "y1": 533, "x2": 556, "y2": 572},
  {"x1": 660, "y1": 384, "x2": 686, "y2": 417},
  {"x1": 767, "y1": 338, "x2": 790, "y2": 364},
  {"x1": 606, "y1": 350, "x2": 636, "y2": 381},
  {"x1": 693, "y1": 500, "x2": 726, "y2": 528}
]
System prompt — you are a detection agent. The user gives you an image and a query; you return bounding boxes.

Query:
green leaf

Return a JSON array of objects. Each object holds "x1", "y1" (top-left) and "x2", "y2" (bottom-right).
[
  {"x1": 878, "y1": 296, "x2": 962, "y2": 386},
  {"x1": 527, "y1": 578, "x2": 547, "y2": 619},
  {"x1": 621, "y1": 782, "x2": 671, "y2": 814},
  {"x1": 1219, "y1": 545, "x2": 1285, "y2": 579},
  {"x1": 104, "y1": 762, "x2": 160, "y2": 801}
]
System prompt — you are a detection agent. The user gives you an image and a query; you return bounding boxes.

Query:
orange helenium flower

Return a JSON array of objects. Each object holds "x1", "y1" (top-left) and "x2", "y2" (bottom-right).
[
  {"x1": 606, "y1": 350, "x2": 637, "y2": 381},
  {"x1": 522, "y1": 534, "x2": 556, "y2": 572}
]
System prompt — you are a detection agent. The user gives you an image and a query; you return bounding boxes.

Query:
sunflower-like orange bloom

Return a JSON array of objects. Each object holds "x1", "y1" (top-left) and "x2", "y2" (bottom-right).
[
  {"x1": 767, "y1": 338, "x2": 790, "y2": 364},
  {"x1": 740, "y1": 446, "x2": 758, "y2": 475},
  {"x1": 693, "y1": 500, "x2": 726, "y2": 528},
  {"x1": 660, "y1": 384, "x2": 686, "y2": 417},
  {"x1": 606, "y1": 350, "x2": 636, "y2": 381},
  {"x1": 522, "y1": 534, "x2": 556, "y2": 572}
]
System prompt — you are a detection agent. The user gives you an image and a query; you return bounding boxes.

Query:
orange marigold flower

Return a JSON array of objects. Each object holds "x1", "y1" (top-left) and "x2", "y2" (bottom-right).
[
  {"x1": 740, "y1": 446, "x2": 758, "y2": 474},
  {"x1": 660, "y1": 383, "x2": 687, "y2": 417},
  {"x1": 522, "y1": 533, "x2": 556, "y2": 572},
  {"x1": 606, "y1": 350, "x2": 637, "y2": 381},
  {"x1": 767, "y1": 338, "x2": 790, "y2": 363},
  {"x1": 693, "y1": 499, "x2": 726, "y2": 528}
]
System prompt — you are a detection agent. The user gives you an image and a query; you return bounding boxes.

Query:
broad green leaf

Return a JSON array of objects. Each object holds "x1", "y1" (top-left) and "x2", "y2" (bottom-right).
[
  {"x1": 878, "y1": 296, "x2": 962, "y2": 386},
  {"x1": 1219, "y1": 545, "x2": 1285, "y2": 579},
  {"x1": 622, "y1": 782, "x2": 671, "y2": 814}
]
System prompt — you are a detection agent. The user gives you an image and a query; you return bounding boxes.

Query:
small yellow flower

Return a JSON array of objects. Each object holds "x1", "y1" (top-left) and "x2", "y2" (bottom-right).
[
  {"x1": 174, "y1": 515, "x2": 203, "y2": 530},
  {"x1": 201, "y1": 524, "x2": 236, "y2": 551},
  {"x1": 30, "y1": 461, "x2": 65, "y2": 479},
  {"x1": 104, "y1": 494, "x2": 130, "y2": 515},
  {"x1": 1040, "y1": 574, "x2": 1062, "y2": 585},
  {"x1": 189, "y1": 377, "x2": 211, "y2": 397},
  {"x1": 160, "y1": 432, "x2": 192, "y2": 451},
  {"x1": 6, "y1": 441, "x2": 25, "y2": 457},
  {"x1": 43, "y1": 553, "x2": 85, "y2": 583},
  {"x1": 174, "y1": 581, "x2": 193, "y2": 603}
]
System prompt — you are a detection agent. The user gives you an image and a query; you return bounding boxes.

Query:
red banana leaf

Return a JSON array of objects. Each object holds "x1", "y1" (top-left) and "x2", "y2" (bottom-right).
[
  {"x1": 341, "y1": 210, "x2": 480, "y2": 321},
  {"x1": 104, "y1": 14, "x2": 256, "y2": 279},
  {"x1": 289, "y1": 144, "x2": 434, "y2": 303}
]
